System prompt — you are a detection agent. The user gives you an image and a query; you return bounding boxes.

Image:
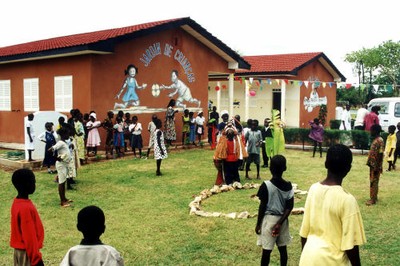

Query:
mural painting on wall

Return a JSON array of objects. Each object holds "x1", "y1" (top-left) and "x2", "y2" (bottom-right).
[
  {"x1": 114, "y1": 64, "x2": 147, "y2": 109},
  {"x1": 303, "y1": 77, "x2": 327, "y2": 113},
  {"x1": 112, "y1": 42, "x2": 201, "y2": 112}
]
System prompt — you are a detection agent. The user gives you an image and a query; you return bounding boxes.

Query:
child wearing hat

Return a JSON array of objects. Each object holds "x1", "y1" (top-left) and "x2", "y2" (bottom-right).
[{"x1": 86, "y1": 112, "x2": 102, "y2": 156}]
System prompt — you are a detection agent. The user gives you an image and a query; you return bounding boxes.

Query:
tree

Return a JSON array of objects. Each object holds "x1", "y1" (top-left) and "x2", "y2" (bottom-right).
[{"x1": 345, "y1": 40, "x2": 400, "y2": 96}]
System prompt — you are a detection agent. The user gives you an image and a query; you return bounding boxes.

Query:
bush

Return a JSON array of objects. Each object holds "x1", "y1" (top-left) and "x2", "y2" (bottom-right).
[{"x1": 330, "y1": 119, "x2": 341, "y2": 129}]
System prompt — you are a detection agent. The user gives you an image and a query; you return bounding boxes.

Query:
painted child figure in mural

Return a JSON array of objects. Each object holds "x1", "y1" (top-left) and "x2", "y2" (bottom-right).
[
  {"x1": 115, "y1": 64, "x2": 147, "y2": 109},
  {"x1": 160, "y1": 70, "x2": 201, "y2": 109}
]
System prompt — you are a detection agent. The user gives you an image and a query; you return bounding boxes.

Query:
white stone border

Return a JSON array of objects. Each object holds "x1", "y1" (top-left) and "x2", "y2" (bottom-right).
[{"x1": 189, "y1": 182, "x2": 307, "y2": 219}]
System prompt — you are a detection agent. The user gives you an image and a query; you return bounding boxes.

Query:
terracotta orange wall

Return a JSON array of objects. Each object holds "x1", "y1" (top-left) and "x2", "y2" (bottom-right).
[
  {"x1": 0, "y1": 27, "x2": 232, "y2": 145},
  {"x1": 0, "y1": 57, "x2": 92, "y2": 143},
  {"x1": 296, "y1": 61, "x2": 337, "y2": 128}
]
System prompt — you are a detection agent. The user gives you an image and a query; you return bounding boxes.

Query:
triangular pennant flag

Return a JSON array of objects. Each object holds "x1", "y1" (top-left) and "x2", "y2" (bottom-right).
[
  {"x1": 260, "y1": 85, "x2": 263, "y2": 91},
  {"x1": 304, "y1": 81, "x2": 309, "y2": 88},
  {"x1": 256, "y1": 81, "x2": 260, "y2": 86},
  {"x1": 322, "y1": 82, "x2": 326, "y2": 88},
  {"x1": 373, "y1": 84, "x2": 379, "y2": 93},
  {"x1": 284, "y1": 79, "x2": 289, "y2": 84},
  {"x1": 267, "y1": 78, "x2": 272, "y2": 85},
  {"x1": 258, "y1": 79, "x2": 262, "y2": 85},
  {"x1": 328, "y1": 82, "x2": 333, "y2": 88},
  {"x1": 345, "y1": 83, "x2": 352, "y2": 89},
  {"x1": 249, "y1": 77, "x2": 254, "y2": 84},
  {"x1": 290, "y1": 80, "x2": 294, "y2": 85},
  {"x1": 276, "y1": 79, "x2": 280, "y2": 85},
  {"x1": 298, "y1": 81, "x2": 303, "y2": 87},
  {"x1": 314, "y1": 81, "x2": 321, "y2": 87},
  {"x1": 360, "y1": 84, "x2": 366, "y2": 91}
]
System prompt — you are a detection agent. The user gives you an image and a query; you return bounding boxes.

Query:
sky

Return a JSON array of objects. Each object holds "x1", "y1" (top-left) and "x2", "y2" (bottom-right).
[{"x1": 1, "y1": 0, "x2": 399, "y2": 84}]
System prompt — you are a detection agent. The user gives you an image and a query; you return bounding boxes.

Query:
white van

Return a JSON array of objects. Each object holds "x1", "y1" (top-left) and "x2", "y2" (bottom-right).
[{"x1": 367, "y1": 97, "x2": 400, "y2": 131}]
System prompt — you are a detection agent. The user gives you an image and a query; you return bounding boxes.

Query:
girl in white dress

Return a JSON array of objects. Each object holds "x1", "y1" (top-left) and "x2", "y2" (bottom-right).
[{"x1": 153, "y1": 119, "x2": 168, "y2": 176}]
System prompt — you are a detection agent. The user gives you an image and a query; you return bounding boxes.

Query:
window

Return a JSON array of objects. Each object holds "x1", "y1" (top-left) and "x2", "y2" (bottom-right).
[
  {"x1": 0, "y1": 80, "x2": 11, "y2": 111},
  {"x1": 395, "y1": 103, "x2": 400, "y2": 117},
  {"x1": 24, "y1": 78, "x2": 39, "y2": 111},
  {"x1": 54, "y1": 76, "x2": 73, "y2": 112}
]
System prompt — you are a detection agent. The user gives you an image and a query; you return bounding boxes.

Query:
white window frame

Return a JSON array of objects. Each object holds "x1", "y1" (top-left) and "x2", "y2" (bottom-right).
[
  {"x1": 54, "y1": 76, "x2": 73, "y2": 112},
  {"x1": 0, "y1": 80, "x2": 11, "y2": 111},
  {"x1": 24, "y1": 78, "x2": 39, "y2": 111}
]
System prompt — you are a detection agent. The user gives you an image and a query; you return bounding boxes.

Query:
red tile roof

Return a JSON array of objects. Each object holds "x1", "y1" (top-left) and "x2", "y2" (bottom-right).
[
  {"x1": 0, "y1": 18, "x2": 182, "y2": 57},
  {"x1": 238, "y1": 52, "x2": 322, "y2": 73}
]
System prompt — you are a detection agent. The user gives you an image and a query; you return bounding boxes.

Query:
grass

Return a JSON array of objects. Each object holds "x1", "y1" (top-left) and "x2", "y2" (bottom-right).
[{"x1": 0, "y1": 148, "x2": 400, "y2": 265}]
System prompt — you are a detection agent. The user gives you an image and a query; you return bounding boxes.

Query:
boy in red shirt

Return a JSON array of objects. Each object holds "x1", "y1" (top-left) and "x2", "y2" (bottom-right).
[{"x1": 10, "y1": 169, "x2": 44, "y2": 266}]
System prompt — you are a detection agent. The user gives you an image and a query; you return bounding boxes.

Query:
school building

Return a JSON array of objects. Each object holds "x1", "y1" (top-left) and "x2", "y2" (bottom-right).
[{"x1": 0, "y1": 17, "x2": 344, "y2": 151}]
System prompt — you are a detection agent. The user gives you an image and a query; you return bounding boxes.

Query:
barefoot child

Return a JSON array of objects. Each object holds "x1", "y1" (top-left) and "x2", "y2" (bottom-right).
[
  {"x1": 245, "y1": 119, "x2": 263, "y2": 179},
  {"x1": 60, "y1": 206, "x2": 124, "y2": 265},
  {"x1": 129, "y1": 115, "x2": 143, "y2": 158},
  {"x1": 255, "y1": 155, "x2": 294, "y2": 266},
  {"x1": 154, "y1": 119, "x2": 168, "y2": 176},
  {"x1": 10, "y1": 169, "x2": 44, "y2": 266},
  {"x1": 366, "y1": 124, "x2": 384, "y2": 205},
  {"x1": 49, "y1": 127, "x2": 73, "y2": 207}
]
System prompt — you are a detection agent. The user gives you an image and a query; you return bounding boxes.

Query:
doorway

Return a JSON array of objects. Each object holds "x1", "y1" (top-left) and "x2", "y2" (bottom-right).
[{"x1": 272, "y1": 89, "x2": 281, "y2": 112}]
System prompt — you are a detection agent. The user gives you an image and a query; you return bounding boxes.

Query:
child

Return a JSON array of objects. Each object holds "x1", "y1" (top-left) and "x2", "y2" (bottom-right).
[
  {"x1": 123, "y1": 112, "x2": 131, "y2": 152},
  {"x1": 245, "y1": 119, "x2": 263, "y2": 179},
  {"x1": 255, "y1": 155, "x2": 294, "y2": 266},
  {"x1": 261, "y1": 118, "x2": 272, "y2": 167},
  {"x1": 393, "y1": 122, "x2": 400, "y2": 169},
  {"x1": 195, "y1": 111, "x2": 205, "y2": 144},
  {"x1": 49, "y1": 127, "x2": 73, "y2": 207},
  {"x1": 366, "y1": 124, "x2": 384, "y2": 205},
  {"x1": 189, "y1": 111, "x2": 196, "y2": 146},
  {"x1": 146, "y1": 114, "x2": 157, "y2": 158},
  {"x1": 385, "y1": 125, "x2": 397, "y2": 171},
  {"x1": 38, "y1": 122, "x2": 57, "y2": 173},
  {"x1": 113, "y1": 117, "x2": 125, "y2": 157},
  {"x1": 308, "y1": 118, "x2": 324, "y2": 158},
  {"x1": 60, "y1": 205, "x2": 124, "y2": 266},
  {"x1": 182, "y1": 109, "x2": 190, "y2": 146},
  {"x1": 299, "y1": 144, "x2": 366, "y2": 265},
  {"x1": 129, "y1": 115, "x2": 143, "y2": 158},
  {"x1": 25, "y1": 113, "x2": 35, "y2": 161},
  {"x1": 154, "y1": 118, "x2": 168, "y2": 176},
  {"x1": 10, "y1": 169, "x2": 44, "y2": 266},
  {"x1": 102, "y1": 111, "x2": 115, "y2": 159},
  {"x1": 86, "y1": 112, "x2": 101, "y2": 156}
]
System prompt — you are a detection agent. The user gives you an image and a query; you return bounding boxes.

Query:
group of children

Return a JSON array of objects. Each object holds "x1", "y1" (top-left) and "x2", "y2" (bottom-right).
[
  {"x1": 212, "y1": 110, "x2": 276, "y2": 186},
  {"x1": 10, "y1": 169, "x2": 123, "y2": 265},
  {"x1": 255, "y1": 144, "x2": 366, "y2": 265}
]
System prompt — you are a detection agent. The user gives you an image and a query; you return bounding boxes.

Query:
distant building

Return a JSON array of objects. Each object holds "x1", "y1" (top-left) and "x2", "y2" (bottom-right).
[{"x1": 209, "y1": 53, "x2": 345, "y2": 127}]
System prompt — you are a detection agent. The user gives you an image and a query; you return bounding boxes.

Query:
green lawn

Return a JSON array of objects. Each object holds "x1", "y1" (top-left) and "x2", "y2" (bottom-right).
[{"x1": 0, "y1": 148, "x2": 399, "y2": 265}]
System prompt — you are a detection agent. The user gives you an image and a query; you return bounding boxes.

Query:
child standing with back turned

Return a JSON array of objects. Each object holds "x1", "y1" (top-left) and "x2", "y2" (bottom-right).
[
  {"x1": 60, "y1": 205, "x2": 124, "y2": 265},
  {"x1": 10, "y1": 169, "x2": 44, "y2": 266},
  {"x1": 255, "y1": 155, "x2": 294, "y2": 266},
  {"x1": 299, "y1": 144, "x2": 366, "y2": 265}
]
